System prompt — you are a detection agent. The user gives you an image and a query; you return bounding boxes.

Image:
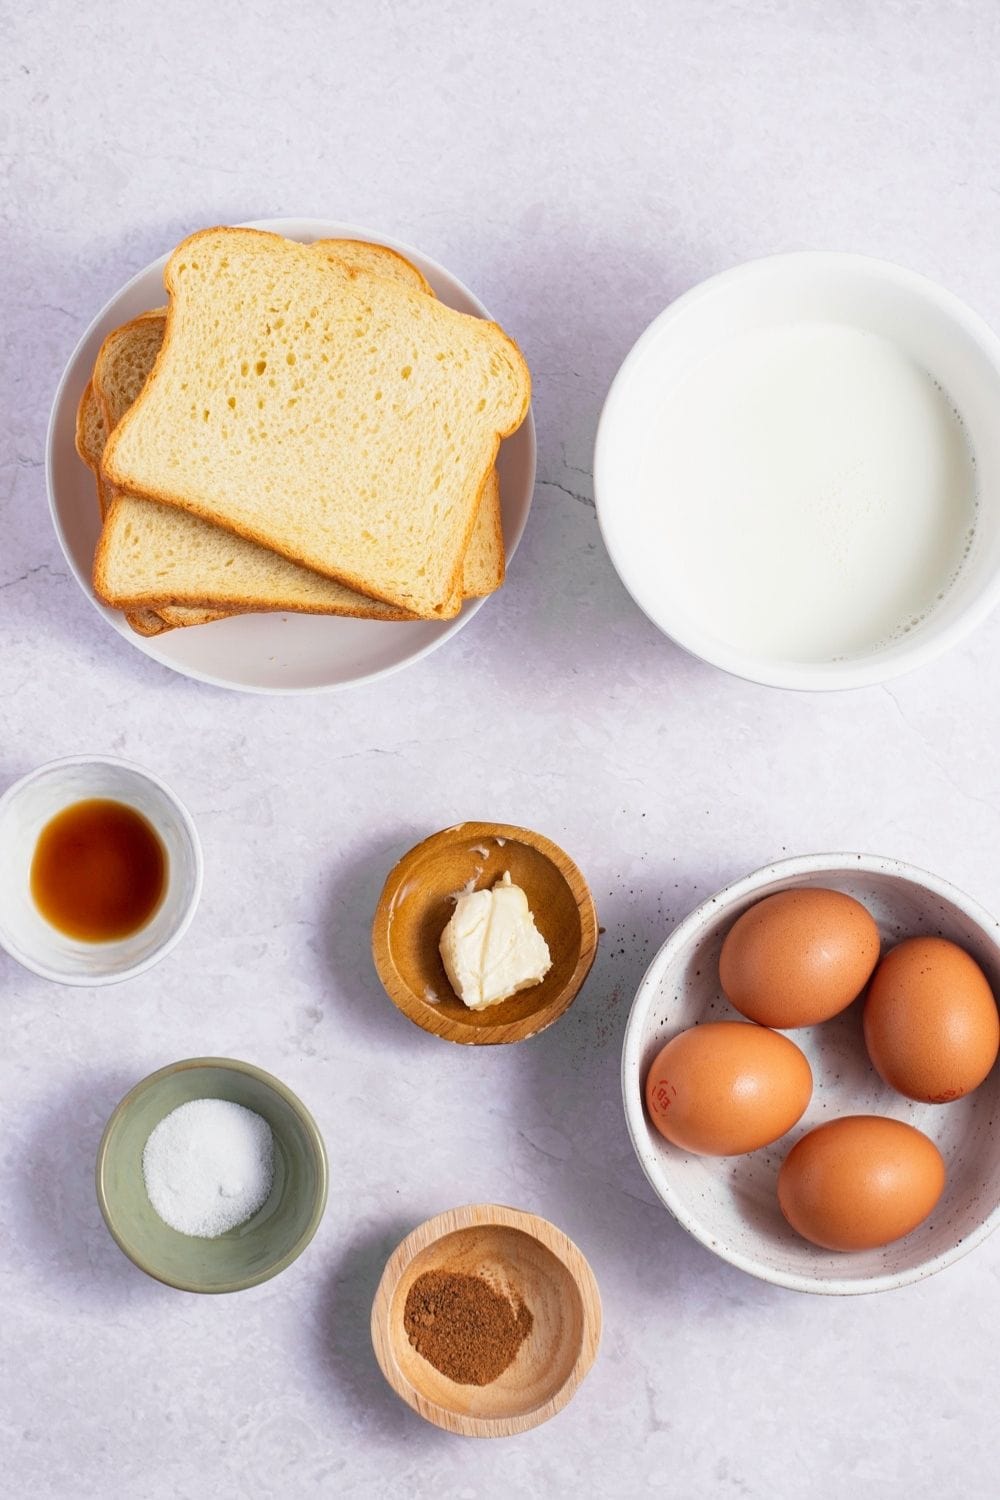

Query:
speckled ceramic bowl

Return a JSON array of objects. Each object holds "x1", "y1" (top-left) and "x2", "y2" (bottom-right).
[
  {"x1": 622, "y1": 853, "x2": 1000, "y2": 1294},
  {"x1": 96, "y1": 1058, "x2": 328, "y2": 1293}
]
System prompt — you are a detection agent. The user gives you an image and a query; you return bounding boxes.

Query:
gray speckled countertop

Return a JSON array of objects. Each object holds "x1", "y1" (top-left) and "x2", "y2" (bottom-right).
[{"x1": 3, "y1": 2, "x2": 1000, "y2": 1495}]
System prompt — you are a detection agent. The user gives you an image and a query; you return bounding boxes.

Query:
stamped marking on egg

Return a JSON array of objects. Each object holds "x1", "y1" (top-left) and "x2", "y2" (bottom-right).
[{"x1": 650, "y1": 1078, "x2": 677, "y2": 1114}]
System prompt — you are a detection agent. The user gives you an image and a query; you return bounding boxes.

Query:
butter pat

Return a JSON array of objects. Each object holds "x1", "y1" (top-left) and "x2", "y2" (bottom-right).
[{"x1": 439, "y1": 872, "x2": 552, "y2": 1010}]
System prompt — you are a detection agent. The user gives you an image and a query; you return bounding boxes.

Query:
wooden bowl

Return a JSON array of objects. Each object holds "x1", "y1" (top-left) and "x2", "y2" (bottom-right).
[
  {"x1": 371, "y1": 822, "x2": 598, "y2": 1044},
  {"x1": 371, "y1": 1204, "x2": 602, "y2": 1437}
]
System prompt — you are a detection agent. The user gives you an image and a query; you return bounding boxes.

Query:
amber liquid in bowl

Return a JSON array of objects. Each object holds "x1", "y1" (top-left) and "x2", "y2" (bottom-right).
[{"x1": 30, "y1": 798, "x2": 167, "y2": 942}]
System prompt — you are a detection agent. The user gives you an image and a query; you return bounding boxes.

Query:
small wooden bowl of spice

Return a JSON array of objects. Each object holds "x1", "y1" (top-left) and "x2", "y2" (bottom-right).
[
  {"x1": 371, "y1": 1203, "x2": 602, "y2": 1437},
  {"x1": 372, "y1": 822, "x2": 598, "y2": 1045}
]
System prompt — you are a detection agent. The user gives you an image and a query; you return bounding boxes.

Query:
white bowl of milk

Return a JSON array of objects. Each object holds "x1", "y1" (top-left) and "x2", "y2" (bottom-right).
[{"x1": 595, "y1": 253, "x2": 1000, "y2": 690}]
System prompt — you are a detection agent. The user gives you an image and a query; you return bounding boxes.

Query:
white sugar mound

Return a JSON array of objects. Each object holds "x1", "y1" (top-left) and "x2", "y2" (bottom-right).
[{"x1": 142, "y1": 1098, "x2": 274, "y2": 1239}]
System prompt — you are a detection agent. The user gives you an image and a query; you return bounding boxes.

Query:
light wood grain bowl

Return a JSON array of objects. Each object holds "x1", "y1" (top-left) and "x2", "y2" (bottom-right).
[
  {"x1": 371, "y1": 822, "x2": 598, "y2": 1044},
  {"x1": 371, "y1": 1203, "x2": 602, "y2": 1437}
]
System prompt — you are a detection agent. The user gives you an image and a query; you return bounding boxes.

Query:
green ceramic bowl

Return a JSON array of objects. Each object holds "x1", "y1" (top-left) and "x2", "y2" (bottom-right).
[{"x1": 96, "y1": 1057, "x2": 328, "y2": 1293}]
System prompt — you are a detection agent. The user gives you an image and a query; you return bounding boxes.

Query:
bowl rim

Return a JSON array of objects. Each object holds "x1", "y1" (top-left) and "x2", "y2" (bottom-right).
[
  {"x1": 369, "y1": 1201, "x2": 602, "y2": 1437},
  {"x1": 0, "y1": 753, "x2": 203, "y2": 986},
  {"x1": 95, "y1": 1055, "x2": 329, "y2": 1293},
  {"x1": 45, "y1": 215, "x2": 537, "y2": 697},
  {"x1": 371, "y1": 821, "x2": 599, "y2": 1045},
  {"x1": 620, "y1": 850, "x2": 1000, "y2": 1295},
  {"x1": 594, "y1": 250, "x2": 1000, "y2": 692}
]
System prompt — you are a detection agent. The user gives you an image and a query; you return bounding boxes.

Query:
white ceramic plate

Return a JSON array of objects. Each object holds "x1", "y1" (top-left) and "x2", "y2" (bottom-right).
[
  {"x1": 621, "y1": 853, "x2": 1000, "y2": 1294},
  {"x1": 46, "y1": 218, "x2": 536, "y2": 694}
]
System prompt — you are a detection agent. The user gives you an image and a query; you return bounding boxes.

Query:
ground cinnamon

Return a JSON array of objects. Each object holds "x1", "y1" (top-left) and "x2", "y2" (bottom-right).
[{"x1": 403, "y1": 1268, "x2": 534, "y2": 1386}]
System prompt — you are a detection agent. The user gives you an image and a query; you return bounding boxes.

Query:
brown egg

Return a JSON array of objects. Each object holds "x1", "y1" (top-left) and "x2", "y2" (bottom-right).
[
  {"x1": 863, "y1": 936, "x2": 999, "y2": 1103},
  {"x1": 644, "y1": 1020, "x2": 812, "y2": 1156},
  {"x1": 778, "y1": 1115, "x2": 945, "y2": 1251},
  {"x1": 719, "y1": 887, "x2": 880, "y2": 1028}
]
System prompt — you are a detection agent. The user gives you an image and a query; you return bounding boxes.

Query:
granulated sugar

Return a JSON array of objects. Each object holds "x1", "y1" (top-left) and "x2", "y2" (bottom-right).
[{"x1": 142, "y1": 1098, "x2": 274, "y2": 1238}]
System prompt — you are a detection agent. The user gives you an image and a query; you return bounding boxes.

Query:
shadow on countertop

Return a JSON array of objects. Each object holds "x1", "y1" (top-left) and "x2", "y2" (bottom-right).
[
  {"x1": 306, "y1": 1216, "x2": 445, "y2": 1449},
  {"x1": 10, "y1": 1070, "x2": 166, "y2": 1306},
  {"x1": 313, "y1": 827, "x2": 433, "y2": 1052}
]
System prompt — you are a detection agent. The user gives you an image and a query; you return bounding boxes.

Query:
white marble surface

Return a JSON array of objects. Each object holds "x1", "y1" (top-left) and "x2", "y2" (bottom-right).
[{"x1": 3, "y1": 2, "x2": 1000, "y2": 1494}]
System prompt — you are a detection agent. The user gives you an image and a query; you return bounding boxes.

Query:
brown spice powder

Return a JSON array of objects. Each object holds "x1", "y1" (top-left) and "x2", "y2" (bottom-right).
[{"x1": 403, "y1": 1269, "x2": 534, "y2": 1386}]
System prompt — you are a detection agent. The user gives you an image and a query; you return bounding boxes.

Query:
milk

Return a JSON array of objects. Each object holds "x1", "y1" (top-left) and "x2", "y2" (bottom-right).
[{"x1": 637, "y1": 323, "x2": 977, "y2": 662}]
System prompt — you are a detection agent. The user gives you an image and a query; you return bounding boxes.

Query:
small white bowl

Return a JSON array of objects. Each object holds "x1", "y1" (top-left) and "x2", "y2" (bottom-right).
[
  {"x1": 595, "y1": 253, "x2": 1000, "y2": 690},
  {"x1": 0, "y1": 755, "x2": 202, "y2": 985},
  {"x1": 621, "y1": 853, "x2": 1000, "y2": 1294}
]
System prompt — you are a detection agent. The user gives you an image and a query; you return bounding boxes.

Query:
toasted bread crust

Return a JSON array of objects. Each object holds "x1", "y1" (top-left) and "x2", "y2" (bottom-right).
[
  {"x1": 311, "y1": 237, "x2": 434, "y2": 296},
  {"x1": 155, "y1": 605, "x2": 232, "y2": 627},
  {"x1": 75, "y1": 381, "x2": 105, "y2": 468},
  {"x1": 124, "y1": 607, "x2": 173, "y2": 636}
]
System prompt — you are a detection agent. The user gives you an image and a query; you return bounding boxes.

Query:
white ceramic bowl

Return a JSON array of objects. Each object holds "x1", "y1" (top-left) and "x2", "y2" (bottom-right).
[
  {"x1": 46, "y1": 217, "x2": 536, "y2": 694},
  {"x1": 621, "y1": 853, "x2": 1000, "y2": 1294},
  {"x1": 595, "y1": 253, "x2": 1000, "y2": 690},
  {"x1": 0, "y1": 756, "x2": 203, "y2": 985}
]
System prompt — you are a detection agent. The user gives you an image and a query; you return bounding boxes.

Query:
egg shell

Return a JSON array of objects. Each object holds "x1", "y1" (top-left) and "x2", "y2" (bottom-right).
[
  {"x1": 644, "y1": 1020, "x2": 812, "y2": 1156},
  {"x1": 719, "y1": 887, "x2": 880, "y2": 1028},
  {"x1": 863, "y1": 936, "x2": 1000, "y2": 1103},
  {"x1": 777, "y1": 1115, "x2": 946, "y2": 1251}
]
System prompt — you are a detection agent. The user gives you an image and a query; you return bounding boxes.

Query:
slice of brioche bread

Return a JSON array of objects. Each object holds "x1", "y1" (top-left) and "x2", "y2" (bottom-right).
[
  {"x1": 89, "y1": 302, "x2": 404, "y2": 628},
  {"x1": 76, "y1": 380, "x2": 182, "y2": 634},
  {"x1": 95, "y1": 494, "x2": 429, "y2": 618},
  {"x1": 92, "y1": 307, "x2": 411, "y2": 624},
  {"x1": 76, "y1": 379, "x2": 111, "y2": 519},
  {"x1": 93, "y1": 312, "x2": 168, "y2": 437},
  {"x1": 93, "y1": 313, "x2": 418, "y2": 621},
  {"x1": 79, "y1": 367, "x2": 228, "y2": 631},
  {"x1": 93, "y1": 244, "x2": 496, "y2": 617},
  {"x1": 75, "y1": 380, "x2": 107, "y2": 474},
  {"x1": 313, "y1": 239, "x2": 503, "y2": 595},
  {"x1": 102, "y1": 227, "x2": 528, "y2": 617},
  {"x1": 91, "y1": 249, "x2": 479, "y2": 618},
  {"x1": 93, "y1": 244, "x2": 503, "y2": 612},
  {"x1": 83, "y1": 238, "x2": 503, "y2": 626}
]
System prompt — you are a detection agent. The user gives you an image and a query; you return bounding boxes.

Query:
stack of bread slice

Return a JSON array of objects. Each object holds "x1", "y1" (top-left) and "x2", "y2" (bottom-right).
[{"x1": 75, "y1": 229, "x2": 530, "y2": 636}]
